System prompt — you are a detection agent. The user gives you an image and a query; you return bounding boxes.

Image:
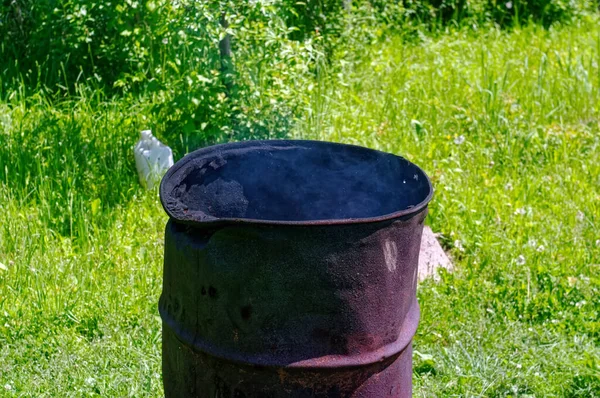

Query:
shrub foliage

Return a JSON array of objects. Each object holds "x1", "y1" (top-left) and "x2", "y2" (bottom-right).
[{"x1": 0, "y1": 0, "x2": 596, "y2": 143}]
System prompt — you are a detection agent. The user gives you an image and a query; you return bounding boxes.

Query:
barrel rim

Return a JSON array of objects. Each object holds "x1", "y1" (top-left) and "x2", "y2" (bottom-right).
[{"x1": 159, "y1": 139, "x2": 433, "y2": 226}]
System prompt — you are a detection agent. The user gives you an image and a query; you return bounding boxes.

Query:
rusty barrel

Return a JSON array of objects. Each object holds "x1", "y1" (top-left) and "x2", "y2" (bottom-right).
[{"x1": 159, "y1": 140, "x2": 433, "y2": 397}]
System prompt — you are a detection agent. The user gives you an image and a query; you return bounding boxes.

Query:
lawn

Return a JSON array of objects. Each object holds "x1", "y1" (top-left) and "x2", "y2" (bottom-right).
[{"x1": 1, "y1": 13, "x2": 600, "y2": 398}]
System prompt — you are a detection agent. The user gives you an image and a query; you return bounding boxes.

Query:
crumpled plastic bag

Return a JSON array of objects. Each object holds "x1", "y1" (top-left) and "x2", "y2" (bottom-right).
[{"x1": 134, "y1": 130, "x2": 174, "y2": 189}]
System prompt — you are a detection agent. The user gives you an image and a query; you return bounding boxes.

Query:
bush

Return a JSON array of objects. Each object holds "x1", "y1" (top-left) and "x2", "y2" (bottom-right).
[
  {"x1": 155, "y1": 2, "x2": 322, "y2": 148},
  {"x1": 0, "y1": 0, "x2": 182, "y2": 90},
  {"x1": 0, "y1": 1, "x2": 324, "y2": 144},
  {"x1": 388, "y1": 0, "x2": 595, "y2": 28},
  {"x1": 0, "y1": 0, "x2": 596, "y2": 146},
  {"x1": 279, "y1": 0, "x2": 346, "y2": 41},
  {"x1": 1, "y1": 0, "x2": 595, "y2": 94}
]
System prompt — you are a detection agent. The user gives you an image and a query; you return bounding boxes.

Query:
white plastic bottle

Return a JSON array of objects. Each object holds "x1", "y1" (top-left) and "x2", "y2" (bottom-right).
[{"x1": 134, "y1": 130, "x2": 174, "y2": 190}]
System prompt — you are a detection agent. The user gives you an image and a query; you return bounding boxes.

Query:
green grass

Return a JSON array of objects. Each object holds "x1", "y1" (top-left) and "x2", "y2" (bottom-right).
[{"x1": 1, "y1": 16, "x2": 600, "y2": 397}]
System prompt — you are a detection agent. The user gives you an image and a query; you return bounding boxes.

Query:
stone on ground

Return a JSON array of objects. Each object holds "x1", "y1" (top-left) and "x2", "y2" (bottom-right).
[{"x1": 418, "y1": 226, "x2": 453, "y2": 281}]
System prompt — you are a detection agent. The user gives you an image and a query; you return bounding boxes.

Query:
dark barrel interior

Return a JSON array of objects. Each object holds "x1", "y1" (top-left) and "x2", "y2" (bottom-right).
[{"x1": 160, "y1": 140, "x2": 432, "y2": 223}]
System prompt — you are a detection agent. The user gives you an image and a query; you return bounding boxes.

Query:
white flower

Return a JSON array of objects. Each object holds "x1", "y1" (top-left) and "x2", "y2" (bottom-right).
[
  {"x1": 536, "y1": 245, "x2": 545, "y2": 252},
  {"x1": 516, "y1": 255, "x2": 526, "y2": 265},
  {"x1": 576, "y1": 211, "x2": 585, "y2": 221},
  {"x1": 506, "y1": 1, "x2": 513, "y2": 8},
  {"x1": 4, "y1": 384, "x2": 12, "y2": 391},
  {"x1": 527, "y1": 239, "x2": 537, "y2": 248},
  {"x1": 162, "y1": 38, "x2": 169, "y2": 45},
  {"x1": 454, "y1": 135, "x2": 466, "y2": 145},
  {"x1": 596, "y1": 239, "x2": 600, "y2": 246},
  {"x1": 505, "y1": 182, "x2": 513, "y2": 191},
  {"x1": 85, "y1": 377, "x2": 96, "y2": 385},
  {"x1": 515, "y1": 207, "x2": 526, "y2": 216}
]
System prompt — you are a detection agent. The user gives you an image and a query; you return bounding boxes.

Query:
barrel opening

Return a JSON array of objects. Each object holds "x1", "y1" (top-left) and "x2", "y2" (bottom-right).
[{"x1": 161, "y1": 141, "x2": 432, "y2": 223}]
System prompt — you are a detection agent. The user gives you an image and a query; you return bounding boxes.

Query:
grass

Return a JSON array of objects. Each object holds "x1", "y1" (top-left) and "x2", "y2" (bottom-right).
[{"x1": 1, "y1": 15, "x2": 600, "y2": 397}]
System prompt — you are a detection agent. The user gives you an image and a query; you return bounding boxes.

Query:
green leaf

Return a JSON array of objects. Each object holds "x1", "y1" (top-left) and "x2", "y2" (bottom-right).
[{"x1": 91, "y1": 199, "x2": 101, "y2": 216}]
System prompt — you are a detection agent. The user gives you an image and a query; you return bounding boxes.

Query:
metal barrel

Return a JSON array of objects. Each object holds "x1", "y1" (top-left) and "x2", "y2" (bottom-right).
[{"x1": 159, "y1": 140, "x2": 433, "y2": 397}]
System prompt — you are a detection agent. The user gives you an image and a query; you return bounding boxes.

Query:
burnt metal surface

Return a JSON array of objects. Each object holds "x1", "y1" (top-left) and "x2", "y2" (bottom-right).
[{"x1": 159, "y1": 140, "x2": 433, "y2": 397}]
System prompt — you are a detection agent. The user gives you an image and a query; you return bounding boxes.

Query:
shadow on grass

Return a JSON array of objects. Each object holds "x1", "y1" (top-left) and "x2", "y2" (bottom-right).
[{"x1": 0, "y1": 98, "x2": 143, "y2": 239}]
